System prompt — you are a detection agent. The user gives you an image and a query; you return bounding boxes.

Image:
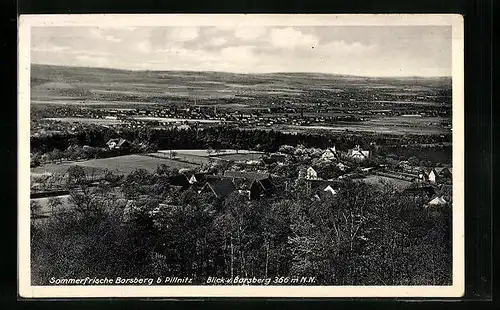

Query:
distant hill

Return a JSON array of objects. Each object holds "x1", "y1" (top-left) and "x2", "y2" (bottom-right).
[{"x1": 30, "y1": 63, "x2": 452, "y2": 103}]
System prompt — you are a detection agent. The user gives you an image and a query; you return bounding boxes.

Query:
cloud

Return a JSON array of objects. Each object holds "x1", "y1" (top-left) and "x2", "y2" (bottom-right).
[
  {"x1": 220, "y1": 46, "x2": 257, "y2": 64},
  {"x1": 208, "y1": 37, "x2": 227, "y2": 47},
  {"x1": 168, "y1": 27, "x2": 200, "y2": 42},
  {"x1": 104, "y1": 35, "x2": 122, "y2": 43},
  {"x1": 135, "y1": 40, "x2": 151, "y2": 53},
  {"x1": 32, "y1": 43, "x2": 70, "y2": 53},
  {"x1": 319, "y1": 40, "x2": 376, "y2": 55},
  {"x1": 234, "y1": 27, "x2": 267, "y2": 40},
  {"x1": 269, "y1": 27, "x2": 319, "y2": 49},
  {"x1": 87, "y1": 28, "x2": 122, "y2": 43}
]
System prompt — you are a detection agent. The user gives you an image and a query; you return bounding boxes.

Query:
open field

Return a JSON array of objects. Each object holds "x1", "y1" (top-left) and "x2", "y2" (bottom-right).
[
  {"x1": 147, "y1": 152, "x2": 213, "y2": 165},
  {"x1": 31, "y1": 162, "x2": 108, "y2": 176},
  {"x1": 132, "y1": 116, "x2": 224, "y2": 124},
  {"x1": 213, "y1": 153, "x2": 264, "y2": 161},
  {"x1": 158, "y1": 149, "x2": 263, "y2": 157},
  {"x1": 31, "y1": 154, "x2": 198, "y2": 176},
  {"x1": 282, "y1": 123, "x2": 448, "y2": 135},
  {"x1": 43, "y1": 117, "x2": 124, "y2": 125},
  {"x1": 361, "y1": 175, "x2": 412, "y2": 188}
]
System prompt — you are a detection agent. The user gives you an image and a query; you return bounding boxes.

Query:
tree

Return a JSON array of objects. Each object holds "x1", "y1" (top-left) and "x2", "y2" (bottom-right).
[{"x1": 30, "y1": 200, "x2": 42, "y2": 218}]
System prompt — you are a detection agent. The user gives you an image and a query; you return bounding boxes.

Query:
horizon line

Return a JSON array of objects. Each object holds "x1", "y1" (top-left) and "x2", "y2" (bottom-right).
[{"x1": 31, "y1": 62, "x2": 453, "y2": 79}]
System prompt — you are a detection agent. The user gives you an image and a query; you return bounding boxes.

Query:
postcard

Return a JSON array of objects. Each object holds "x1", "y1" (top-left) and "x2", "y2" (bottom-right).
[{"x1": 18, "y1": 13, "x2": 464, "y2": 298}]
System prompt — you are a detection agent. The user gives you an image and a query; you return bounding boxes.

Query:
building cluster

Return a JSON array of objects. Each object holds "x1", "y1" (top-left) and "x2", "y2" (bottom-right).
[{"x1": 164, "y1": 170, "x2": 276, "y2": 201}]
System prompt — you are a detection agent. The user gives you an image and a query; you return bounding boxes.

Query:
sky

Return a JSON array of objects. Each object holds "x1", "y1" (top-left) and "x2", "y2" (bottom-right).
[{"x1": 31, "y1": 26, "x2": 452, "y2": 77}]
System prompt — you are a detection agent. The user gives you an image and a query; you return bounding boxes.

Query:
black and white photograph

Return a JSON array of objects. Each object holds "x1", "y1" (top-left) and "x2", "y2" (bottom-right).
[{"x1": 18, "y1": 14, "x2": 464, "y2": 298}]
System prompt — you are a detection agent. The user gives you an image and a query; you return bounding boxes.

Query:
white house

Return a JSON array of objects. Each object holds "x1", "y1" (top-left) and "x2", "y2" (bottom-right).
[
  {"x1": 323, "y1": 185, "x2": 338, "y2": 196},
  {"x1": 428, "y1": 169, "x2": 438, "y2": 183},
  {"x1": 426, "y1": 196, "x2": 447, "y2": 207},
  {"x1": 337, "y1": 162, "x2": 347, "y2": 171},
  {"x1": 349, "y1": 145, "x2": 369, "y2": 161},
  {"x1": 320, "y1": 146, "x2": 338, "y2": 161},
  {"x1": 305, "y1": 167, "x2": 319, "y2": 180}
]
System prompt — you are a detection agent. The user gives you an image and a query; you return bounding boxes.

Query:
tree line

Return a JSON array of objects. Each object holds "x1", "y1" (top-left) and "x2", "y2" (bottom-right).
[
  {"x1": 31, "y1": 124, "x2": 452, "y2": 162},
  {"x1": 31, "y1": 167, "x2": 452, "y2": 286}
]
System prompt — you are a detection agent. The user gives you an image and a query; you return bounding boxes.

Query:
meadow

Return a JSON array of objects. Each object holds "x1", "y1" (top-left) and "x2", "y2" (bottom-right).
[{"x1": 31, "y1": 154, "x2": 198, "y2": 176}]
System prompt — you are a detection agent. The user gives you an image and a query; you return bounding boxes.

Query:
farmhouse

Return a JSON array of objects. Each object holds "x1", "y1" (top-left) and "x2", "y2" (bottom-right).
[
  {"x1": 224, "y1": 170, "x2": 271, "y2": 181},
  {"x1": 309, "y1": 179, "x2": 341, "y2": 197},
  {"x1": 249, "y1": 177, "x2": 276, "y2": 200},
  {"x1": 106, "y1": 138, "x2": 130, "y2": 150},
  {"x1": 425, "y1": 196, "x2": 448, "y2": 208},
  {"x1": 166, "y1": 174, "x2": 191, "y2": 190},
  {"x1": 188, "y1": 173, "x2": 209, "y2": 184},
  {"x1": 348, "y1": 145, "x2": 370, "y2": 161},
  {"x1": 199, "y1": 178, "x2": 237, "y2": 198},
  {"x1": 223, "y1": 171, "x2": 276, "y2": 200},
  {"x1": 404, "y1": 184, "x2": 436, "y2": 199},
  {"x1": 305, "y1": 167, "x2": 319, "y2": 180},
  {"x1": 320, "y1": 146, "x2": 339, "y2": 161}
]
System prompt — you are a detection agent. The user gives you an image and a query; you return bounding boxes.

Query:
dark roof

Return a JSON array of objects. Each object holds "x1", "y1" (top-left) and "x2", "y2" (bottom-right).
[
  {"x1": 224, "y1": 171, "x2": 270, "y2": 181},
  {"x1": 314, "y1": 189, "x2": 337, "y2": 200},
  {"x1": 106, "y1": 138, "x2": 129, "y2": 147},
  {"x1": 404, "y1": 185, "x2": 436, "y2": 196},
  {"x1": 256, "y1": 178, "x2": 276, "y2": 192},
  {"x1": 309, "y1": 179, "x2": 342, "y2": 190},
  {"x1": 167, "y1": 174, "x2": 191, "y2": 189},
  {"x1": 189, "y1": 173, "x2": 211, "y2": 183},
  {"x1": 204, "y1": 178, "x2": 237, "y2": 198}
]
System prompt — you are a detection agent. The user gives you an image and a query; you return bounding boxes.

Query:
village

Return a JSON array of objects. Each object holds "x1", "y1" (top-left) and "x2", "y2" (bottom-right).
[{"x1": 30, "y1": 135, "x2": 453, "y2": 224}]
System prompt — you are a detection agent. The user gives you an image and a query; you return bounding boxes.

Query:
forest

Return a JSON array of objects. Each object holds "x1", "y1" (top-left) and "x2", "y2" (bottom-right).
[
  {"x1": 31, "y1": 124, "x2": 452, "y2": 165},
  {"x1": 31, "y1": 166, "x2": 452, "y2": 286}
]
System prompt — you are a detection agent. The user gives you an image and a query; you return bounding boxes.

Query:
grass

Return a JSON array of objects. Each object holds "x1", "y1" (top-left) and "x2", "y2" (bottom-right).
[
  {"x1": 213, "y1": 153, "x2": 263, "y2": 161},
  {"x1": 31, "y1": 154, "x2": 198, "y2": 176},
  {"x1": 361, "y1": 175, "x2": 412, "y2": 188}
]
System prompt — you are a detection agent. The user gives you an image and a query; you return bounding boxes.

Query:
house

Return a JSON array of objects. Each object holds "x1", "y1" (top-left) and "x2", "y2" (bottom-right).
[
  {"x1": 249, "y1": 177, "x2": 276, "y2": 200},
  {"x1": 424, "y1": 167, "x2": 452, "y2": 183},
  {"x1": 313, "y1": 185, "x2": 339, "y2": 201},
  {"x1": 223, "y1": 171, "x2": 271, "y2": 181},
  {"x1": 106, "y1": 138, "x2": 130, "y2": 150},
  {"x1": 349, "y1": 145, "x2": 370, "y2": 161},
  {"x1": 166, "y1": 174, "x2": 191, "y2": 190},
  {"x1": 200, "y1": 178, "x2": 237, "y2": 198},
  {"x1": 435, "y1": 167, "x2": 452, "y2": 179},
  {"x1": 404, "y1": 185, "x2": 436, "y2": 198},
  {"x1": 425, "y1": 196, "x2": 448, "y2": 208},
  {"x1": 337, "y1": 162, "x2": 348, "y2": 171},
  {"x1": 223, "y1": 171, "x2": 275, "y2": 200},
  {"x1": 310, "y1": 180, "x2": 341, "y2": 200},
  {"x1": 188, "y1": 173, "x2": 210, "y2": 185},
  {"x1": 320, "y1": 146, "x2": 338, "y2": 161},
  {"x1": 427, "y1": 169, "x2": 438, "y2": 183},
  {"x1": 305, "y1": 167, "x2": 319, "y2": 180}
]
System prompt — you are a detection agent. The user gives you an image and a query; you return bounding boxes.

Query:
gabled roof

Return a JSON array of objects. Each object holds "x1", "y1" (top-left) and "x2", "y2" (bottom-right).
[
  {"x1": 427, "y1": 196, "x2": 447, "y2": 205},
  {"x1": 306, "y1": 167, "x2": 317, "y2": 174},
  {"x1": 188, "y1": 173, "x2": 210, "y2": 184},
  {"x1": 350, "y1": 149, "x2": 369, "y2": 158},
  {"x1": 106, "y1": 138, "x2": 129, "y2": 147},
  {"x1": 404, "y1": 184, "x2": 436, "y2": 197},
  {"x1": 167, "y1": 174, "x2": 191, "y2": 189},
  {"x1": 116, "y1": 138, "x2": 129, "y2": 147},
  {"x1": 224, "y1": 170, "x2": 270, "y2": 181},
  {"x1": 203, "y1": 178, "x2": 237, "y2": 198},
  {"x1": 255, "y1": 178, "x2": 276, "y2": 192},
  {"x1": 309, "y1": 179, "x2": 341, "y2": 190}
]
